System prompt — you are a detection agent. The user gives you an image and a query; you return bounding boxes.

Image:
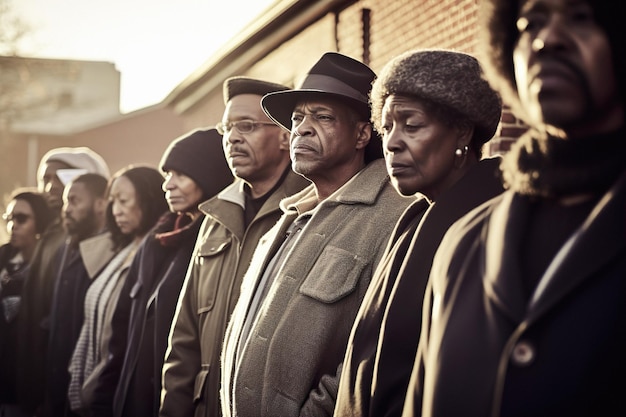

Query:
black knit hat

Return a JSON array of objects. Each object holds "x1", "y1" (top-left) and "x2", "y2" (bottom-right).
[
  {"x1": 478, "y1": 0, "x2": 625, "y2": 124},
  {"x1": 261, "y1": 52, "x2": 383, "y2": 162},
  {"x1": 160, "y1": 128, "x2": 233, "y2": 201},
  {"x1": 223, "y1": 76, "x2": 289, "y2": 105},
  {"x1": 371, "y1": 49, "x2": 502, "y2": 146}
]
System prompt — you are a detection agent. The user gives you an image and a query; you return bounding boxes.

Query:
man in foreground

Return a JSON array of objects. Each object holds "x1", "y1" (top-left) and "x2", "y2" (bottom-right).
[{"x1": 402, "y1": 0, "x2": 626, "y2": 415}]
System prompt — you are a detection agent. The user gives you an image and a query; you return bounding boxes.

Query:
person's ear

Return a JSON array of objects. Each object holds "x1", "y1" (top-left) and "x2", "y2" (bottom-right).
[
  {"x1": 455, "y1": 124, "x2": 474, "y2": 151},
  {"x1": 355, "y1": 121, "x2": 372, "y2": 151},
  {"x1": 278, "y1": 129, "x2": 291, "y2": 151},
  {"x1": 95, "y1": 197, "x2": 108, "y2": 216}
]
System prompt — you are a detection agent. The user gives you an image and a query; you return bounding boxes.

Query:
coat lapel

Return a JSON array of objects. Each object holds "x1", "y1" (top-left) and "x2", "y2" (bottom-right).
[
  {"x1": 528, "y1": 174, "x2": 626, "y2": 319},
  {"x1": 482, "y1": 192, "x2": 529, "y2": 323}
]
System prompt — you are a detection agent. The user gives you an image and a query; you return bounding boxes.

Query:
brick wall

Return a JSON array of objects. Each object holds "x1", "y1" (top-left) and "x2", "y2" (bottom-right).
[{"x1": 333, "y1": 0, "x2": 526, "y2": 156}]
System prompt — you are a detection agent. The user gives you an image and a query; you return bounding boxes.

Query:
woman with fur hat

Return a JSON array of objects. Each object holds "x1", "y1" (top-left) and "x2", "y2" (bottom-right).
[
  {"x1": 85, "y1": 128, "x2": 232, "y2": 417},
  {"x1": 402, "y1": 0, "x2": 626, "y2": 416},
  {"x1": 334, "y1": 49, "x2": 504, "y2": 417}
]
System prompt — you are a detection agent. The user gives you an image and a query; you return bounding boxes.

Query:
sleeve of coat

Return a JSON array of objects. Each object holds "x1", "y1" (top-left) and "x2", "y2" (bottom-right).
[
  {"x1": 159, "y1": 255, "x2": 202, "y2": 417},
  {"x1": 87, "y1": 245, "x2": 142, "y2": 417}
]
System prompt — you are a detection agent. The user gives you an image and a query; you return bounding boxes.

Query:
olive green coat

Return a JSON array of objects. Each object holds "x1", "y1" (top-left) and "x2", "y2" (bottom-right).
[{"x1": 160, "y1": 172, "x2": 309, "y2": 417}]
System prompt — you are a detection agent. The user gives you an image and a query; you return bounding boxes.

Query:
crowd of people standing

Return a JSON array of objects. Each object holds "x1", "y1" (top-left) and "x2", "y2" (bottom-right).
[{"x1": 0, "y1": 0, "x2": 624, "y2": 415}]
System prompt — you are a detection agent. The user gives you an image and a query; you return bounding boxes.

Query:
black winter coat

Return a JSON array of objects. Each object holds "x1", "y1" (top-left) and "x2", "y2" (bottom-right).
[
  {"x1": 16, "y1": 220, "x2": 66, "y2": 414},
  {"x1": 42, "y1": 243, "x2": 91, "y2": 417},
  {"x1": 0, "y1": 243, "x2": 29, "y2": 404},
  {"x1": 89, "y1": 213, "x2": 203, "y2": 417},
  {"x1": 336, "y1": 157, "x2": 504, "y2": 417},
  {"x1": 403, "y1": 170, "x2": 626, "y2": 417}
]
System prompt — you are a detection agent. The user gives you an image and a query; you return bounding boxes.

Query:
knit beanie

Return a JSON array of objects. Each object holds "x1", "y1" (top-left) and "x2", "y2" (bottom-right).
[
  {"x1": 38, "y1": 146, "x2": 110, "y2": 180},
  {"x1": 478, "y1": 0, "x2": 625, "y2": 125},
  {"x1": 371, "y1": 49, "x2": 502, "y2": 146},
  {"x1": 160, "y1": 128, "x2": 233, "y2": 201}
]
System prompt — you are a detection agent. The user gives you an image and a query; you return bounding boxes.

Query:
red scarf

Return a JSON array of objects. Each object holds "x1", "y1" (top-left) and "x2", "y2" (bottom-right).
[{"x1": 154, "y1": 212, "x2": 196, "y2": 247}]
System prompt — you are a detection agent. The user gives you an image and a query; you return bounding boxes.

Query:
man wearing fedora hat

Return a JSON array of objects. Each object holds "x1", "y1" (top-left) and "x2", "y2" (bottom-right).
[
  {"x1": 159, "y1": 77, "x2": 310, "y2": 417},
  {"x1": 220, "y1": 52, "x2": 411, "y2": 417}
]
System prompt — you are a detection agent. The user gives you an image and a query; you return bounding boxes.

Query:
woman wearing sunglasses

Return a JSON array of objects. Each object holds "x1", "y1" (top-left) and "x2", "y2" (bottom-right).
[{"x1": 0, "y1": 189, "x2": 54, "y2": 414}]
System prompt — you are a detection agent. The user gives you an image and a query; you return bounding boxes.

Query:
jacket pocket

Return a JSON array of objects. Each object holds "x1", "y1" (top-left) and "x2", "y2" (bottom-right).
[
  {"x1": 299, "y1": 245, "x2": 367, "y2": 303},
  {"x1": 195, "y1": 238, "x2": 231, "y2": 314},
  {"x1": 193, "y1": 364, "x2": 210, "y2": 402},
  {"x1": 197, "y1": 238, "x2": 231, "y2": 257}
]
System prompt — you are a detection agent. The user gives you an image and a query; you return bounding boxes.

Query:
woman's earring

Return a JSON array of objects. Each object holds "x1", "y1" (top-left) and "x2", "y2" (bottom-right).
[{"x1": 455, "y1": 145, "x2": 468, "y2": 157}]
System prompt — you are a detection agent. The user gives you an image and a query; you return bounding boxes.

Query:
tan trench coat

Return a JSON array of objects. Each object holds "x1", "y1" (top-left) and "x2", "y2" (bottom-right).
[{"x1": 160, "y1": 172, "x2": 310, "y2": 417}]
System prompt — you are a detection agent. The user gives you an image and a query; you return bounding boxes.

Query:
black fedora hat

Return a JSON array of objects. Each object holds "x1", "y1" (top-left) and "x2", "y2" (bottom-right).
[{"x1": 262, "y1": 52, "x2": 382, "y2": 161}]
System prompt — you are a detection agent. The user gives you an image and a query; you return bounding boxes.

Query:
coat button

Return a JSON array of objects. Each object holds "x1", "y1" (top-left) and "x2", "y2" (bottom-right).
[{"x1": 511, "y1": 340, "x2": 535, "y2": 366}]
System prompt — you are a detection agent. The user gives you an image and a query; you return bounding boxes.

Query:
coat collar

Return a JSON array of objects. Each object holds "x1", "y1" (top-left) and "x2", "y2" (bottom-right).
[
  {"x1": 528, "y1": 172, "x2": 626, "y2": 318},
  {"x1": 198, "y1": 172, "x2": 310, "y2": 239},
  {"x1": 79, "y1": 231, "x2": 116, "y2": 279},
  {"x1": 280, "y1": 159, "x2": 392, "y2": 215},
  {"x1": 481, "y1": 192, "x2": 529, "y2": 322}
]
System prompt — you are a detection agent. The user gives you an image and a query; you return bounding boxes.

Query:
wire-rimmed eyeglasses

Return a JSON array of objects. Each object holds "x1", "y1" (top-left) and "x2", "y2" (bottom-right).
[{"x1": 216, "y1": 119, "x2": 278, "y2": 135}]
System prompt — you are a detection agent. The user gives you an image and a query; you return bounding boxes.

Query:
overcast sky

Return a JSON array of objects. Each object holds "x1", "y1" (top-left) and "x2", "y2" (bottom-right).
[{"x1": 13, "y1": 0, "x2": 276, "y2": 113}]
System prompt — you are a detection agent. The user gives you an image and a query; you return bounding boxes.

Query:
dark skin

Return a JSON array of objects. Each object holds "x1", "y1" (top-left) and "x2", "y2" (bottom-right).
[
  {"x1": 221, "y1": 93, "x2": 291, "y2": 199},
  {"x1": 289, "y1": 98, "x2": 371, "y2": 201},
  {"x1": 62, "y1": 181, "x2": 107, "y2": 245},
  {"x1": 39, "y1": 160, "x2": 73, "y2": 213},
  {"x1": 513, "y1": 0, "x2": 623, "y2": 139},
  {"x1": 381, "y1": 94, "x2": 475, "y2": 201}
]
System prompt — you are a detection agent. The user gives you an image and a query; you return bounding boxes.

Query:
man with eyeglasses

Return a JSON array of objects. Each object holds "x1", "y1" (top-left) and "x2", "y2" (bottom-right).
[
  {"x1": 219, "y1": 52, "x2": 412, "y2": 417},
  {"x1": 160, "y1": 77, "x2": 310, "y2": 417}
]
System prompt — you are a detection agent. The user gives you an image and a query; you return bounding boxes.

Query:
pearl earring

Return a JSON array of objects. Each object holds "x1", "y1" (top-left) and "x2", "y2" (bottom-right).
[{"x1": 455, "y1": 145, "x2": 468, "y2": 157}]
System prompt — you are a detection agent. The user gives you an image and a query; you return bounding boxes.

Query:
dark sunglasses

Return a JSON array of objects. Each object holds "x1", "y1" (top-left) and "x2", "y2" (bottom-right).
[{"x1": 2, "y1": 213, "x2": 31, "y2": 224}]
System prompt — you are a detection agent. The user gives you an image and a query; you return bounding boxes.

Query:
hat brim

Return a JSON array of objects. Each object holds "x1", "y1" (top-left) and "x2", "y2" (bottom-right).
[{"x1": 261, "y1": 89, "x2": 370, "y2": 131}]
